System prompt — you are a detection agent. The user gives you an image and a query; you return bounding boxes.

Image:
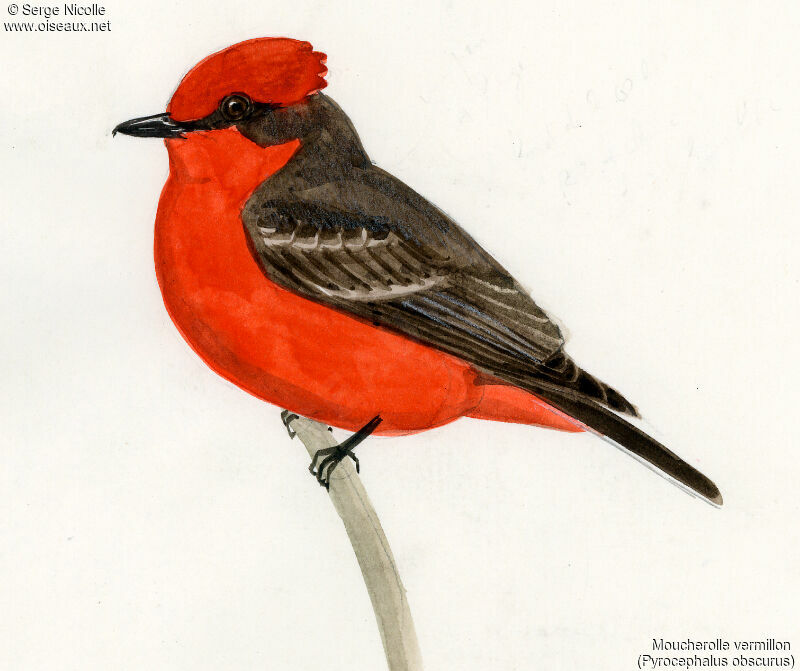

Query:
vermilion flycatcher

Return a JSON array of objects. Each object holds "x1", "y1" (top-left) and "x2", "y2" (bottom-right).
[{"x1": 114, "y1": 38, "x2": 721, "y2": 504}]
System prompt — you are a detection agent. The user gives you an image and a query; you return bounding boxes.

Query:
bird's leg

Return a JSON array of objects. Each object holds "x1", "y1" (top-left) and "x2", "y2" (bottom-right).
[{"x1": 308, "y1": 415, "x2": 382, "y2": 490}]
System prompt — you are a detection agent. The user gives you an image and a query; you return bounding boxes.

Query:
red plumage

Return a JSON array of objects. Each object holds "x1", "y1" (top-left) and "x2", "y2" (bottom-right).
[
  {"x1": 168, "y1": 38, "x2": 327, "y2": 121},
  {"x1": 155, "y1": 127, "x2": 580, "y2": 435}
]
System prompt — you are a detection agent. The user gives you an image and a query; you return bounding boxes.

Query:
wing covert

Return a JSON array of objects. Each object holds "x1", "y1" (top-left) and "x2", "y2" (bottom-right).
[{"x1": 242, "y1": 173, "x2": 565, "y2": 371}]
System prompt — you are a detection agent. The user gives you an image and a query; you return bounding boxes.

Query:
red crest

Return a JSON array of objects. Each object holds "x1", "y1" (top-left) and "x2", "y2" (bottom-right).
[{"x1": 168, "y1": 37, "x2": 327, "y2": 121}]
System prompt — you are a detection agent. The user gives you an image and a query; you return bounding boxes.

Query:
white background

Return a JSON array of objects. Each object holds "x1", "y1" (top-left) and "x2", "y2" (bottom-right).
[{"x1": 2, "y1": 2, "x2": 798, "y2": 669}]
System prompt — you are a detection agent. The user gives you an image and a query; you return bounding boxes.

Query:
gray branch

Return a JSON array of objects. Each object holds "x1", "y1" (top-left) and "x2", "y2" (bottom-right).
[{"x1": 282, "y1": 413, "x2": 424, "y2": 671}]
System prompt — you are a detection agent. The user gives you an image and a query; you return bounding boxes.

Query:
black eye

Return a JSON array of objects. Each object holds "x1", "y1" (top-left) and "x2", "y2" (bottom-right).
[{"x1": 220, "y1": 93, "x2": 252, "y2": 121}]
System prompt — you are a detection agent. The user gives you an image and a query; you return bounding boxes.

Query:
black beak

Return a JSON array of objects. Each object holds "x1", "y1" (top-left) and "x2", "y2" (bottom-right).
[{"x1": 113, "y1": 113, "x2": 194, "y2": 139}]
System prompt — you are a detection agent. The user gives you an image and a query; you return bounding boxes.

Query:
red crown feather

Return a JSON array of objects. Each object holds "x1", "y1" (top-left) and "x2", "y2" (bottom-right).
[{"x1": 168, "y1": 37, "x2": 328, "y2": 121}]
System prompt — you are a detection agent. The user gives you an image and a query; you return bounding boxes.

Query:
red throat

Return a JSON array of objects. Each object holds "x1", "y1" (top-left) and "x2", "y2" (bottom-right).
[{"x1": 164, "y1": 128, "x2": 300, "y2": 202}]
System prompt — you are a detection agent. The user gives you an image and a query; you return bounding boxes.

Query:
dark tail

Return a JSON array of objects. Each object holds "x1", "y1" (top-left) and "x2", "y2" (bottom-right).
[{"x1": 527, "y1": 380, "x2": 723, "y2": 506}]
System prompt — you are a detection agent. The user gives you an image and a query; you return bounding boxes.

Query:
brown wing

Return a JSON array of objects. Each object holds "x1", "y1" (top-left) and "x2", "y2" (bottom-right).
[{"x1": 241, "y1": 167, "x2": 636, "y2": 416}]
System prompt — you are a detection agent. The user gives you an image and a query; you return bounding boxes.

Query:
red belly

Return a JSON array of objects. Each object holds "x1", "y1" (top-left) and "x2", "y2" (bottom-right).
[{"x1": 153, "y1": 129, "x2": 580, "y2": 435}]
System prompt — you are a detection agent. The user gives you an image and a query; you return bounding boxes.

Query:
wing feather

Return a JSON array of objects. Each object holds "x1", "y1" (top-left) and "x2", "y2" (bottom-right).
[{"x1": 241, "y1": 166, "x2": 641, "y2": 415}]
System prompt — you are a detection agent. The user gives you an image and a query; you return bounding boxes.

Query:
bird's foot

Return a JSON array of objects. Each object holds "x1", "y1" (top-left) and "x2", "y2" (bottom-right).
[
  {"x1": 280, "y1": 409, "x2": 299, "y2": 438},
  {"x1": 309, "y1": 415, "x2": 382, "y2": 490}
]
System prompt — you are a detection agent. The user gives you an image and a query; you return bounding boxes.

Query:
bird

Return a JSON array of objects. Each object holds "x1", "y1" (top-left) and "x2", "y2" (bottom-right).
[{"x1": 114, "y1": 37, "x2": 721, "y2": 504}]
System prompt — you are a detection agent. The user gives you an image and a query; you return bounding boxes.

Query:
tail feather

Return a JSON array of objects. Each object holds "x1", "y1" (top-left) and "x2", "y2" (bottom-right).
[{"x1": 526, "y1": 380, "x2": 723, "y2": 506}]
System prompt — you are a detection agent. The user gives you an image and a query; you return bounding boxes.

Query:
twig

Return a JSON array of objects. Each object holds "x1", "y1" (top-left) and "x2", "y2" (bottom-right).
[{"x1": 282, "y1": 413, "x2": 424, "y2": 671}]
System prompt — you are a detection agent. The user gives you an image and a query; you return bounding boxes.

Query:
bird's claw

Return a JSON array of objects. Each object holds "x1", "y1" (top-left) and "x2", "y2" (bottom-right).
[
  {"x1": 310, "y1": 447, "x2": 361, "y2": 489},
  {"x1": 307, "y1": 415, "x2": 381, "y2": 491},
  {"x1": 280, "y1": 410, "x2": 299, "y2": 438}
]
